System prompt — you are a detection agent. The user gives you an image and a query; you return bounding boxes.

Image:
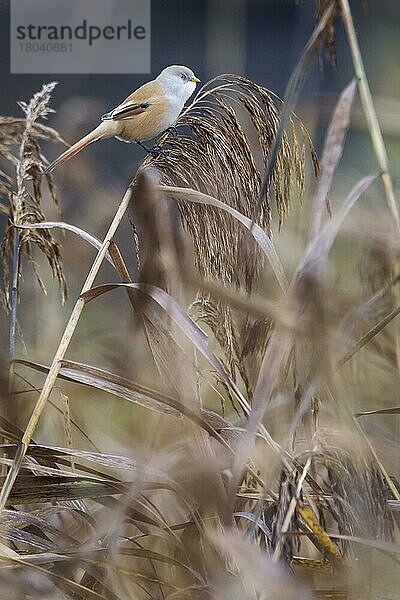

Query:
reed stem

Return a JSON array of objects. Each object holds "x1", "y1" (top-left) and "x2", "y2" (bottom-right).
[
  {"x1": 339, "y1": 0, "x2": 400, "y2": 232},
  {"x1": 0, "y1": 183, "x2": 134, "y2": 512}
]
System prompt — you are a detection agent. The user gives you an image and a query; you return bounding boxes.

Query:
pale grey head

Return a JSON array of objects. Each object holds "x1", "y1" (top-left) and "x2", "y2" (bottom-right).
[{"x1": 156, "y1": 65, "x2": 200, "y2": 103}]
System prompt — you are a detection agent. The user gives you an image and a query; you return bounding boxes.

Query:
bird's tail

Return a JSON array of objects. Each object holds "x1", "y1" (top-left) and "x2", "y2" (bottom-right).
[{"x1": 44, "y1": 123, "x2": 110, "y2": 174}]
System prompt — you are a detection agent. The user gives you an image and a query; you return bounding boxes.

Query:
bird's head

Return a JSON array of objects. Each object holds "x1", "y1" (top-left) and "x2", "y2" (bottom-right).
[{"x1": 156, "y1": 65, "x2": 200, "y2": 102}]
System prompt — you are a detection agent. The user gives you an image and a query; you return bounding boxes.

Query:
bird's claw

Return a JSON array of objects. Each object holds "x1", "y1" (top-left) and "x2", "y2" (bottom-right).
[
  {"x1": 150, "y1": 144, "x2": 166, "y2": 158},
  {"x1": 166, "y1": 126, "x2": 179, "y2": 138}
]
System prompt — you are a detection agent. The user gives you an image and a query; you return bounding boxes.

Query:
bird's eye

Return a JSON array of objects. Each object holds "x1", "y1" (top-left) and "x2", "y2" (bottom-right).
[{"x1": 180, "y1": 73, "x2": 186, "y2": 80}]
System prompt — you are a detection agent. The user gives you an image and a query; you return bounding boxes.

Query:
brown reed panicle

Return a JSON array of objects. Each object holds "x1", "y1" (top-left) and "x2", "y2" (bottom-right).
[
  {"x1": 316, "y1": 0, "x2": 338, "y2": 65},
  {"x1": 139, "y1": 75, "x2": 318, "y2": 391},
  {"x1": 316, "y1": 444, "x2": 394, "y2": 549},
  {"x1": 315, "y1": 1, "x2": 369, "y2": 68},
  {"x1": 0, "y1": 83, "x2": 67, "y2": 311},
  {"x1": 144, "y1": 74, "x2": 317, "y2": 291}
]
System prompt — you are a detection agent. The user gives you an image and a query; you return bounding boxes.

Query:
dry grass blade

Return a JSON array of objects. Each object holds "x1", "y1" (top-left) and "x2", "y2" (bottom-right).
[
  {"x1": 7, "y1": 371, "x2": 100, "y2": 451},
  {"x1": 14, "y1": 358, "x2": 234, "y2": 450},
  {"x1": 339, "y1": 304, "x2": 400, "y2": 367},
  {"x1": 16, "y1": 221, "x2": 115, "y2": 266},
  {"x1": 354, "y1": 406, "x2": 400, "y2": 417},
  {"x1": 0, "y1": 475, "x2": 119, "y2": 505},
  {"x1": 12, "y1": 547, "x2": 204, "y2": 583},
  {"x1": 158, "y1": 184, "x2": 288, "y2": 293},
  {"x1": 300, "y1": 174, "x2": 377, "y2": 275},
  {"x1": 0, "y1": 518, "x2": 74, "y2": 553},
  {"x1": 59, "y1": 360, "x2": 182, "y2": 417},
  {"x1": 0, "y1": 554, "x2": 108, "y2": 599},
  {"x1": 329, "y1": 534, "x2": 400, "y2": 555},
  {"x1": 234, "y1": 511, "x2": 272, "y2": 540},
  {"x1": 0, "y1": 444, "x2": 182, "y2": 499},
  {"x1": 10, "y1": 444, "x2": 148, "y2": 474},
  {"x1": 308, "y1": 79, "x2": 357, "y2": 241}
]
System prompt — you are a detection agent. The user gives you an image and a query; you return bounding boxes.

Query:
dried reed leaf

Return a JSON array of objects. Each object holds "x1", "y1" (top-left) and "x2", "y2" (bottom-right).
[
  {"x1": 14, "y1": 359, "x2": 233, "y2": 450},
  {"x1": 299, "y1": 174, "x2": 377, "y2": 281},
  {"x1": 309, "y1": 79, "x2": 357, "y2": 240},
  {"x1": 329, "y1": 533, "x2": 400, "y2": 555},
  {"x1": 61, "y1": 360, "x2": 182, "y2": 417},
  {"x1": 17, "y1": 220, "x2": 115, "y2": 266},
  {"x1": 234, "y1": 511, "x2": 272, "y2": 540},
  {"x1": 0, "y1": 508, "x2": 82, "y2": 542},
  {"x1": 0, "y1": 475, "x2": 117, "y2": 505},
  {"x1": 339, "y1": 304, "x2": 400, "y2": 367},
  {"x1": 0, "y1": 553, "x2": 108, "y2": 599},
  {"x1": 354, "y1": 406, "x2": 400, "y2": 417},
  {"x1": 158, "y1": 184, "x2": 288, "y2": 293},
  {"x1": 7, "y1": 376, "x2": 99, "y2": 451}
]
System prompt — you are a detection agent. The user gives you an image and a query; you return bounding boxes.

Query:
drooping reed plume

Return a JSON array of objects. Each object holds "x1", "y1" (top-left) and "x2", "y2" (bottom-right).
[
  {"x1": 0, "y1": 83, "x2": 67, "y2": 315},
  {"x1": 139, "y1": 74, "x2": 318, "y2": 387}
]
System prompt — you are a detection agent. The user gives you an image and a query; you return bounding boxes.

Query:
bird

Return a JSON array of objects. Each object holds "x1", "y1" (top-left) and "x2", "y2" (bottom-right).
[{"x1": 44, "y1": 65, "x2": 200, "y2": 173}]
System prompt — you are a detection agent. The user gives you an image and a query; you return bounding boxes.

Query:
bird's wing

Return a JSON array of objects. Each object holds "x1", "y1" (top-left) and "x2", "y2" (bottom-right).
[
  {"x1": 102, "y1": 102, "x2": 150, "y2": 121},
  {"x1": 101, "y1": 80, "x2": 163, "y2": 122}
]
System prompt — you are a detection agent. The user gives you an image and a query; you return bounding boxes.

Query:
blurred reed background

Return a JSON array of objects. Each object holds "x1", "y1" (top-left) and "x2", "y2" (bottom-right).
[{"x1": 0, "y1": 1, "x2": 399, "y2": 598}]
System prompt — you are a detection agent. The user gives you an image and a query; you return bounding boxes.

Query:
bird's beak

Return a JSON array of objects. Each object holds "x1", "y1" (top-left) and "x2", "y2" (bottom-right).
[{"x1": 191, "y1": 76, "x2": 201, "y2": 83}]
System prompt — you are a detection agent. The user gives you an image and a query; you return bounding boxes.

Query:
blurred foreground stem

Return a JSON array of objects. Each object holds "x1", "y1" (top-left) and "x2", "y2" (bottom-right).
[
  {"x1": 8, "y1": 229, "x2": 20, "y2": 394},
  {"x1": 339, "y1": 0, "x2": 400, "y2": 232},
  {"x1": 0, "y1": 183, "x2": 134, "y2": 512}
]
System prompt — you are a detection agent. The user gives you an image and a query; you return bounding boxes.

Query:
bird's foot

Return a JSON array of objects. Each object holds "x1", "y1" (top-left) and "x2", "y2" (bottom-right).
[
  {"x1": 149, "y1": 144, "x2": 167, "y2": 158},
  {"x1": 136, "y1": 140, "x2": 167, "y2": 157},
  {"x1": 166, "y1": 126, "x2": 179, "y2": 138}
]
